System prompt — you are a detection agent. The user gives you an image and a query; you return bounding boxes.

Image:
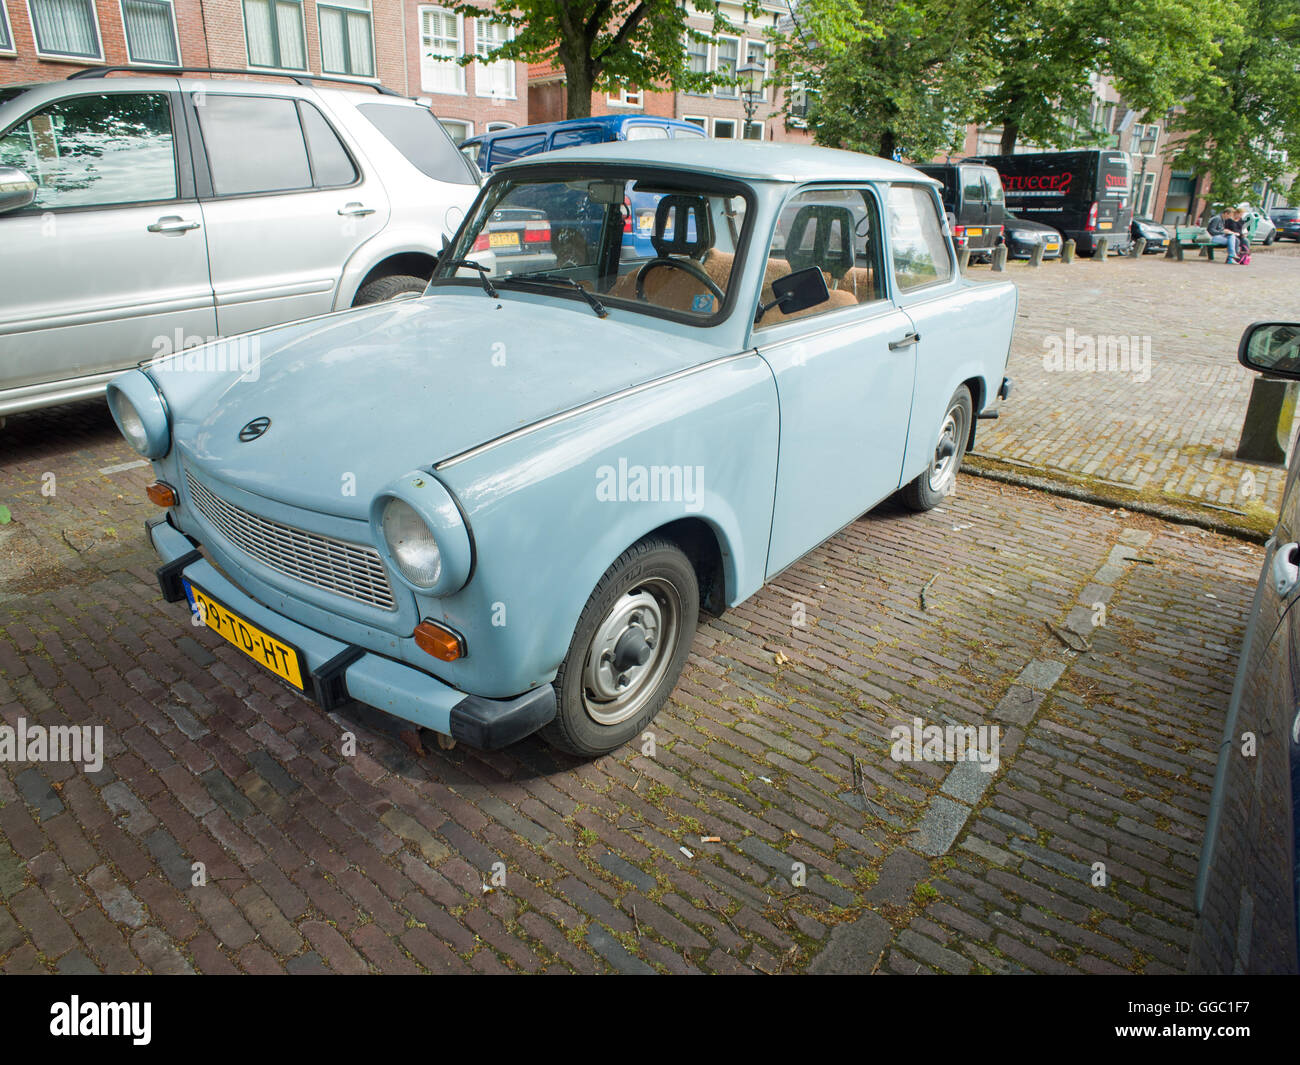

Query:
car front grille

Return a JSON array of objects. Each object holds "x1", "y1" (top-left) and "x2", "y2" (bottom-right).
[{"x1": 185, "y1": 472, "x2": 397, "y2": 612}]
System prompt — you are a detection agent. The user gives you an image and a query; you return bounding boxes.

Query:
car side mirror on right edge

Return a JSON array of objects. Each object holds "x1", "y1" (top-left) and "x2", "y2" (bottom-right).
[
  {"x1": 1239, "y1": 322, "x2": 1300, "y2": 380},
  {"x1": 0, "y1": 166, "x2": 37, "y2": 215},
  {"x1": 756, "y1": 265, "x2": 830, "y2": 322}
]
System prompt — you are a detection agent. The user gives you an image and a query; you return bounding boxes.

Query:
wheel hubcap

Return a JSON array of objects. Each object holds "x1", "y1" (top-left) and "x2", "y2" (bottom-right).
[
  {"x1": 928, "y1": 410, "x2": 962, "y2": 492},
  {"x1": 581, "y1": 579, "x2": 680, "y2": 726}
]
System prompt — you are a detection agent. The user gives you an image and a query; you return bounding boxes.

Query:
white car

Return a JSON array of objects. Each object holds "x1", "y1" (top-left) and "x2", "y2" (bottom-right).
[{"x1": 0, "y1": 69, "x2": 480, "y2": 418}]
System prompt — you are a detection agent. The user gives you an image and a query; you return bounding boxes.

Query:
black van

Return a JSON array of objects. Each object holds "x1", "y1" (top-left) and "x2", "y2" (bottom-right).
[
  {"x1": 969, "y1": 149, "x2": 1134, "y2": 256},
  {"x1": 913, "y1": 162, "x2": 1008, "y2": 261}
]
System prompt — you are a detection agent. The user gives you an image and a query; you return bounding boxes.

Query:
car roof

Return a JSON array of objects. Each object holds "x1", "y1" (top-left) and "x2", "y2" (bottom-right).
[
  {"x1": 496, "y1": 139, "x2": 939, "y2": 184},
  {"x1": 0, "y1": 73, "x2": 421, "y2": 104},
  {"x1": 464, "y1": 114, "x2": 702, "y2": 146}
]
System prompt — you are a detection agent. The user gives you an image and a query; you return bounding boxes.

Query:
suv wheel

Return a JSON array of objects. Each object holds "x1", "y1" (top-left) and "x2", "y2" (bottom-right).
[{"x1": 353, "y1": 274, "x2": 429, "y2": 306}]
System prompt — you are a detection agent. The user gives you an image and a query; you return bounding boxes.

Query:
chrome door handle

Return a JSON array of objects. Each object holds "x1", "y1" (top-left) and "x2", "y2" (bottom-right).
[
  {"x1": 889, "y1": 332, "x2": 920, "y2": 350},
  {"x1": 1272, "y1": 542, "x2": 1299, "y2": 597},
  {"x1": 148, "y1": 215, "x2": 201, "y2": 233},
  {"x1": 338, "y1": 203, "x2": 376, "y2": 217}
]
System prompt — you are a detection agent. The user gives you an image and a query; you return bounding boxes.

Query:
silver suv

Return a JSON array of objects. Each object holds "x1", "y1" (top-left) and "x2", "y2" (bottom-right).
[{"x1": 0, "y1": 69, "x2": 480, "y2": 418}]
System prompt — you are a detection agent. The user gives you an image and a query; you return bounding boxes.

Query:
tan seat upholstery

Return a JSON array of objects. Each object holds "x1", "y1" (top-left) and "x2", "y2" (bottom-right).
[
  {"x1": 609, "y1": 250, "x2": 733, "y2": 314},
  {"x1": 833, "y1": 265, "x2": 877, "y2": 302}
]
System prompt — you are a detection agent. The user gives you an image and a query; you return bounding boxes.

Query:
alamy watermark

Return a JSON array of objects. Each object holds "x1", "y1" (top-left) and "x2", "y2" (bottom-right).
[
  {"x1": 1043, "y1": 327, "x2": 1151, "y2": 383},
  {"x1": 0, "y1": 717, "x2": 104, "y2": 773},
  {"x1": 596, "y1": 458, "x2": 705, "y2": 513},
  {"x1": 890, "y1": 716, "x2": 1001, "y2": 774},
  {"x1": 147, "y1": 330, "x2": 262, "y2": 381}
]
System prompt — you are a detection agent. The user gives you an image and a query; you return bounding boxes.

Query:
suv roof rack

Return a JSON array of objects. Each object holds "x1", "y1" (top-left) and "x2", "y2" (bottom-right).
[{"x1": 66, "y1": 66, "x2": 403, "y2": 97}]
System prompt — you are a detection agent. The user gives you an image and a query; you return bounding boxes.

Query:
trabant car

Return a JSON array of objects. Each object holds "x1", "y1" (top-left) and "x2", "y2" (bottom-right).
[{"x1": 107, "y1": 141, "x2": 1017, "y2": 757}]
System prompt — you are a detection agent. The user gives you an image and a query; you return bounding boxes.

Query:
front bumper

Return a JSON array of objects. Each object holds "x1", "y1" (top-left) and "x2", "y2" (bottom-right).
[{"x1": 147, "y1": 516, "x2": 555, "y2": 749}]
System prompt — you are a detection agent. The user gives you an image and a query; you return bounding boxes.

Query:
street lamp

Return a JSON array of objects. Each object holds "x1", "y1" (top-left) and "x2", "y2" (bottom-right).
[{"x1": 738, "y1": 60, "x2": 765, "y2": 139}]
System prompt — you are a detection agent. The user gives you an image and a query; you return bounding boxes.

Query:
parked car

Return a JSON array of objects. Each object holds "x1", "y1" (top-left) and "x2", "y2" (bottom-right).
[
  {"x1": 1000, "y1": 213, "x2": 1062, "y2": 259},
  {"x1": 0, "y1": 69, "x2": 479, "y2": 419},
  {"x1": 912, "y1": 161, "x2": 1008, "y2": 261},
  {"x1": 970, "y1": 148, "x2": 1135, "y2": 256},
  {"x1": 1237, "y1": 204, "x2": 1277, "y2": 244},
  {"x1": 108, "y1": 140, "x2": 1017, "y2": 757},
  {"x1": 1190, "y1": 320, "x2": 1300, "y2": 974},
  {"x1": 469, "y1": 206, "x2": 558, "y2": 277},
  {"x1": 1269, "y1": 206, "x2": 1300, "y2": 241},
  {"x1": 462, "y1": 116, "x2": 710, "y2": 262},
  {"x1": 1130, "y1": 216, "x2": 1170, "y2": 252}
]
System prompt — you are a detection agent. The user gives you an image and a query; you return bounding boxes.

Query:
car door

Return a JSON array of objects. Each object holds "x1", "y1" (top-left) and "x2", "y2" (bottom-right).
[
  {"x1": 958, "y1": 165, "x2": 994, "y2": 254},
  {"x1": 754, "y1": 185, "x2": 918, "y2": 576},
  {"x1": 188, "y1": 92, "x2": 388, "y2": 337},
  {"x1": 0, "y1": 87, "x2": 215, "y2": 401}
]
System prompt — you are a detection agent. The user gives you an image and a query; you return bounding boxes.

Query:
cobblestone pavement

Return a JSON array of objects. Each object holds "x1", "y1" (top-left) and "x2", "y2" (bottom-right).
[
  {"x1": 0, "y1": 402, "x2": 1260, "y2": 973},
  {"x1": 971, "y1": 243, "x2": 1300, "y2": 524}
]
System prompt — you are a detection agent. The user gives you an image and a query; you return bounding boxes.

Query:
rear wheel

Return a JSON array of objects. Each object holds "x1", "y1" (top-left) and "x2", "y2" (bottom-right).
[
  {"x1": 544, "y1": 537, "x2": 698, "y2": 757},
  {"x1": 352, "y1": 274, "x2": 429, "y2": 306},
  {"x1": 1264, "y1": 232, "x2": 1275, "y2": 246},
  {"x1": 900, "y1": 385, "x2": 973, "y2": 512}
]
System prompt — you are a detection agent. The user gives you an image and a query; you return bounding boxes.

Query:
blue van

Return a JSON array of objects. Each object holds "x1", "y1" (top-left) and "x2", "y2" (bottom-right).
[{"x1": 461, "y1": 116, "x2": 708, "y2": 261}]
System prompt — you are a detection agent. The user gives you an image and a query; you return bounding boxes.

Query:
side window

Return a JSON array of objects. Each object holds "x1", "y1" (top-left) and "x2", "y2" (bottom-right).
[
  {"x1": 625, "y1": 125, "x2": 669, "y2": 140},
  {"x1": 483, "y1": 131, "x2": 546, "y2": 164},
  {"x1": 550, "y1": 126, "x2": 604, "y2": 149},
  {"x1": 356, "y1": 102, "x2": 476, "y2": 184},
  {"x1": 887, "y1": 184, "x2": 953, "y2": 291},
  {"x1": 299, "y1": 102, "x2": 357, "y2": 187},
  {"x1": 757, "y1": 186, "x2": 884, "y2": 328},
  {"x1": 0, "y1": 92, "x2": 177, "y2": 209},
  {"x1": 984, "y1": 171, "x2": 1004, "y2": 205},
  {"x1": 197, "y1": 95, "x2": 311, "y2": 196}
]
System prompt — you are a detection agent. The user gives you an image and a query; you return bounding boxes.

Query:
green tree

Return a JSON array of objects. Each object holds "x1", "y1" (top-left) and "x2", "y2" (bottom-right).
[
  {"x1": 455, "y1": 0, "x2": 757, "y2": 118},
  {"x1": 1171, "y1": 0, "x2": 1300, "y2": 204}
]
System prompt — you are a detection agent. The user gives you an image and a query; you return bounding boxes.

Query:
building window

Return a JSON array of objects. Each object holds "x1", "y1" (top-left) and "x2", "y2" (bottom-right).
[
  {"x1": 607, "y1": 88, "x2": 642, "y2": 107},
  {"x1": 473, "y1": 18, "x2": 515, "y2": 99},
  {"x1": 120, "y1": 0, "x2": 179, "y2": 65},
  {"x1": 787, "y1": 83, "x2": 809, "y2": 126},
  {"x1": 440, "y1": 119, "x2": 472, "y2": 143},
  {"x1": 743, "y1": 120, "x2": 763, "y2": 140},
  {"x1": 0, "y1": 1, "x2": 15, "y2": 53},
  {"x1": 713, "y1": 117, "x2": 736, "y2": 139},
  {"x1": 484, "y1": 121, "x2": 513, "y2": 132},
  {"x1": 28, "y1": 0, "x2": 103, "y2": 59},
  {"x1": 243, "y1": 0, "x2": 306, "y2": 70},
  {"x1": 419, "y1": 6, "x2": 464, "y2": 94},
  {"x1": 685, "y1": 30, "x2": 708, "y2": 95},
  {"x1": 714, "y1": 36, "x2": 739, "y2": 97},
  {"x1": 682, "y1": 115, "x2": 707, "y2": 130},
  {"x1": 319, "y1": 0, "x2": 374, "y2": 77},
  {"x1": 745, "y1": 40, "x2": 768, "y2": 99}
]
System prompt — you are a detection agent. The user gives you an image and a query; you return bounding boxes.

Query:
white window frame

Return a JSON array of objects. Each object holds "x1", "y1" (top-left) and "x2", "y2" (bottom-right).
[
  {"x1": 317, "y1": 0, "x2": 377, "y2": 81},
  {"x1": 473, "y1": 17, "x2": 515, "y2": 100},
  {"x1": 681, "y1": 114, "x2": 707, "y2": 130},
  {"x1": 606, "y1": 88, "x2": 643, "y2": 108},
  {"x1": 118, "y1": 0, "x2": 181, "y2": 67},
  {"x1": 712, "y1": 116, "x2": 737, "y2": 139},
  {"x1": 240, "y1": 0, "x2": 309, "y2": 73},
  {"x1": 485, "y1": 121, "x2": 514, "y2": 132},
  {"x1": 27, "y1": 0, "x2": 105, "y2": 61},
  {"x1": 684, "y1": 29, "x2": 709, "y2": 96},
  {"x1": 440, "y1": 118, "x2": 472, "y2": 142},
  {"x1": 0, "y1": 1, "x2": 16, "y2": 54},
  {"x1": 418, "y1": 5, "x2": 466, "y2": 95},
  {"x1": 743, "y1": 119, "x2": 764, "y2": 140},
  {"x1": 713, "y1": 34, "x2": 740, "y2": 98},
  {"x1": 744, "y1": 38, "x2": 769, "y2": 102}
]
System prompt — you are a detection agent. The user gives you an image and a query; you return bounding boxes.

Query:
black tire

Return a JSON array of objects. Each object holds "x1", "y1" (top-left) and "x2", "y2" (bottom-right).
[
  {"x1": 900, "y1": 385, "x2": 973, "y2": 512},
  {"x1": 543, "y1": 537, "x2": 699, "y2": 757},
  {"x1": 1264, "y1": 232, "x2": 1275, "y2": 246},
  {"x1": 352, "y1": 273, "x2": 429, "y2": 306}
]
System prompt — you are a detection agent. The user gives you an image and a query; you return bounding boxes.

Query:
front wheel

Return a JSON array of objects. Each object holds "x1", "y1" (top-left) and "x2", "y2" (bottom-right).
[
  {"x1": 1264, "y1": 232, "x2": 1275, "y2": 246},
  {"x1": 544, "y1": 538, "x2": 699, "y2": 757},
  {"x1": 900, "y1": 385, "x2": 973, "y2": 512},
  {"x1": 352, "y1": 273, "x2": 429, "y2": 306}
]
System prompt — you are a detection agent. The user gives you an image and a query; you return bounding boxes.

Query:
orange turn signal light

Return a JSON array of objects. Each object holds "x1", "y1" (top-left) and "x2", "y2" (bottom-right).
[
  {"x1": 146, "y1": 480, "x2": 178, "y2": 507},
  {"x1": 414, "y1": 620, "x2": 466, "y2": 662}
]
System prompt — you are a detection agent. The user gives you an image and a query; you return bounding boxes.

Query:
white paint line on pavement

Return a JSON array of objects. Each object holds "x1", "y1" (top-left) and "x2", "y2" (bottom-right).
[{"x1": 98, "y1": 460, "x2": 150, "y2": 475}]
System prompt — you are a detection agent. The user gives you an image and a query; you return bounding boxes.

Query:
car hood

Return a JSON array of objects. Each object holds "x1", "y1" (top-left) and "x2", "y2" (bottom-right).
[
  {"x1": 159, "y1": 292, "x2": 721, "y2": 519},
  {"x1": 1004, "y1": 218, "x2": 1060, "y2": 237}
]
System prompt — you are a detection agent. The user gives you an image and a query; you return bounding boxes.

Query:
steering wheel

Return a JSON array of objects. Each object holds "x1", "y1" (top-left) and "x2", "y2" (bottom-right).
[{"x1": 635, "y1": 256, "x2": 725, "y2": 305}]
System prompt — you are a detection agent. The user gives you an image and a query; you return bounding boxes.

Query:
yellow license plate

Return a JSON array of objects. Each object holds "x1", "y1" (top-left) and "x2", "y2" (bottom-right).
[
  {"x1": 637, "y1": 211, "x2": 654, "y2": 232},
  {"x1": 1099, "y1": 221, "x2": 1113, "y2": 229},
  {"x1": 186, "y1": 580, "x2": 306, "y2": 690},
  {"x1": 488, "y1": 231, "x2": 519, "y2": 249},
  {"x1": 967, "y1": 227, "x2": 983, "y2": 236},
  {"x1": 1045, "y1": 243, "x2": 1059, "y2": 251}
]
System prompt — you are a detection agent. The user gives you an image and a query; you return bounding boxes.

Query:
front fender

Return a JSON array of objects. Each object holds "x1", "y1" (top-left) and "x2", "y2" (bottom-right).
[{"x1": 421, "y1": 353, "x2": 780, "y2": 699}]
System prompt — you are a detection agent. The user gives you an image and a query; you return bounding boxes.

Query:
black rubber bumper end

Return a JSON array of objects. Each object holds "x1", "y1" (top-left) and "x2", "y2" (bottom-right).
[
  {"x1": 999, "y1": 376, "x2": 1013, "y2": 401},
  {"x1": 449, "y1": 685, "x2": 557, "y2": 750}
]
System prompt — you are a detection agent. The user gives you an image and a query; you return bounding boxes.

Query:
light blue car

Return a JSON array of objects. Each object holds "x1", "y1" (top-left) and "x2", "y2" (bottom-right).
[{"x1": 107, "y1": 140, "x2": 1018, "y2": 757}]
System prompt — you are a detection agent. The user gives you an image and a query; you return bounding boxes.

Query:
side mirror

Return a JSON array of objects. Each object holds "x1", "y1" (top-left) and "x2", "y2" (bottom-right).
[
  {"x1": 1239, "y1": 322, "x2": 1300, "y2": 380},
  {"x1": 757, "y1": 266, "x2": 829, "y2": 322},
  {"x1": 0, "y1": 166, "x2": 37, "y2": 214}
]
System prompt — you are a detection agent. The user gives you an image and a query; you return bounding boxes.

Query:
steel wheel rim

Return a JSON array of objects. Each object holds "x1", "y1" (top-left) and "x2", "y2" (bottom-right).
[
  {"x1": 581, "y1": 577, "x2": 680, "y2": 726},
  {"x1": 928, "y1": 409, "x2": 962, "y2": 492}
]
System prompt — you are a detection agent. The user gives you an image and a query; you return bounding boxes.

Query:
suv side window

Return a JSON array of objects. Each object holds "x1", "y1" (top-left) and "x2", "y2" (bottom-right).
[
  {"x1": 197, "y1": 95, "x2": 312, "y2": 196},
  {"x1": 0, "y1": 92, "x2": 178, "y2": 210},
  {"x1": 887, "y1": 184, "x2": 953, "y2": 291},
  {"x1": 299, "y1": 102, "x2": 358, "y2": 187},
  {"x1": 757, "y1": 186, "x2": 884, "y2": 328}
]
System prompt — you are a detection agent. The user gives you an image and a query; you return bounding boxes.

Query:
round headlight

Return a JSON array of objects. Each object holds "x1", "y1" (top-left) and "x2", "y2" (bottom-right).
[
  {"x1": 381, "y1": 497, "x2": 442, "y2": 588},
  {"x1": 110, "y1": 393, "x2": 150, "y2": 455}
]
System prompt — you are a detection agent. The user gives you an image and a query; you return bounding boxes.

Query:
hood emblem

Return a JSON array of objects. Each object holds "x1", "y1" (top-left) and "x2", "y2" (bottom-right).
[{"x1": 238, "y1": 417, "x2": 271, "y2": 442}]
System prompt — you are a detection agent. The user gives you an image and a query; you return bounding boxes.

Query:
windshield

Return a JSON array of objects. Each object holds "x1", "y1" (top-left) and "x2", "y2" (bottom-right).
[{"x1": 432, "y1": 168, "x2": 750, "y2": 323}]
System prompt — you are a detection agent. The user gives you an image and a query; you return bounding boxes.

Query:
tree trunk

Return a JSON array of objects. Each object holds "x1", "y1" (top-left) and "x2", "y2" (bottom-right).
[
  {"x1": 999, "y1": 118, "x2": 1019, "y2": 155},
  {"x1": 563, "y1": 56, "x2": 596, "y2": 119},
  {"x1": 879, "y1": 129, "x2": 897, "y2": 161}
]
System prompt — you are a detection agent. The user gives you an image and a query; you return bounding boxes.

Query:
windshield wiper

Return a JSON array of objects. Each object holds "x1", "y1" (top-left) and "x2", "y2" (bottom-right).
[
  {"x1": 498, "y1": 273, "x2": 608, "y2": 318},
  {"x1": 441, "y1": 259, "x2": 499, "y2": 298}
]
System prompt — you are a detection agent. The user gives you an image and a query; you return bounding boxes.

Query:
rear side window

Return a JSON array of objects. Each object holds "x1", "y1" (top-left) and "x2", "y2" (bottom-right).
[
  {"x1": 197, "y1": 95, "x2": 311, "y2": 195},
  {"x1": 357, "y1": 102, "x2": 476, "y2": 184},
  {"x1": 960, "y1": 168, "x2": 984, "y2": 203},
  {"x1": 486, "y1": 131, "x2": 547, "y2": 165},
  {"x1": 887, "y1": 184, "x2": 953, "y2": 291},
  {"x1": 626, "y1": 125, "x2": 669, "y2": 140},
  {"x1": 299, "y1": 102, "x2": 357, "y2": 187},
  {"x1": 551, "y1": 126, "x2": 605, "y2": 149}
]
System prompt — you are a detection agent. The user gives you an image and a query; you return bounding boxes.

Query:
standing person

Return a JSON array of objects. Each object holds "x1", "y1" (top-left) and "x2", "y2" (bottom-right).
[{"x1": 1206, "y1": 207, "x2": 1240, "y2": 263}]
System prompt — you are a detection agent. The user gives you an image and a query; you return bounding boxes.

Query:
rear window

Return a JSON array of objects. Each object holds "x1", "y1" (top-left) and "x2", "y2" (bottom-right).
[{"x1": 357, "y1": 103, "x2": 476, "y2": 185}]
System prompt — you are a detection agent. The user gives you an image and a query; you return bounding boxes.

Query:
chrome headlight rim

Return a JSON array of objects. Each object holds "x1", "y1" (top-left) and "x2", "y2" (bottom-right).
[
  {"x1": 106, "y1": 372, "x2": 170, "y2": 460},
  {"x1": 371, "y1": 474, "x2": 474, "y2": 598}
]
